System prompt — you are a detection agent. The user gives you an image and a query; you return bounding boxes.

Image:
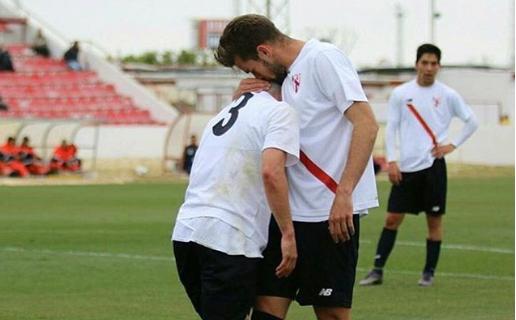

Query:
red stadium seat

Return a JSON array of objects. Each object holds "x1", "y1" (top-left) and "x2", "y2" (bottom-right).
[{"x1": 0, "y1": 49, "x2": 157, "y2": 124}]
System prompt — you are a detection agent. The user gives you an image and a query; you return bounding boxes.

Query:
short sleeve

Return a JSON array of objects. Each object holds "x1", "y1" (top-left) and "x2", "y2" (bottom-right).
[
  {"x1": 262, "y1": 103, "x2": 300, "y2": 167},
  {"x1": 314, "y1": 49, "x2": 368, "y2": 114}
]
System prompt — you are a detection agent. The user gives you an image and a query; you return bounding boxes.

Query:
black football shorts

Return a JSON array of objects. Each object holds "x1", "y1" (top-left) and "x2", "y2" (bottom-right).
[
  {"x1": 257, "y1": 215, "x2": 360, "y2": 308},
  {"x1": 388, "y1": 158, "x2": 447, "y2": 215}
]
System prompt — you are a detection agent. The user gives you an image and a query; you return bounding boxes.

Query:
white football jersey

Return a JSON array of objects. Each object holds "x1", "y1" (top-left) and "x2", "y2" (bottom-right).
[
  {"x1": 386, "y1": 79, "x2": 474, "y2": 172},
  {"x1": 172, "y1": 91, "x2": 299, "y2": 258},
  {"x1": 281, "y1": 39, "x2": 379, "y2": 222}
]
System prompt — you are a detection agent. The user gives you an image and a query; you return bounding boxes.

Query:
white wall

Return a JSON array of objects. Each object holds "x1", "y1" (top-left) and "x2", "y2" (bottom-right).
[
  {"x1": 75, "y1": 126, "x2": 168, "y2": 159},
  {"x1": 71, "y1": 121, "x2": 514, "y2": 167},
  {"x1": 446, "y1": 123, "x2": 514, "y2": 166},
  {"x1": 439, "y1": 69, "x2": 515, "y2": 121}
]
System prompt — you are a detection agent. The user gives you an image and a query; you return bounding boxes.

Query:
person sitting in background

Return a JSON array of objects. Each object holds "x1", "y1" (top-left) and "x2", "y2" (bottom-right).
[
  {"x1": 0, "y1": 160, "x2": 12, "y2": 176},
  {"x1": 181, "y1": 134, "x2": 198, "y2": 175},
  {"x1": 0, "y1": 137, "x2": 29, "y2": 177},
  {"x1": 18, "y1": 136, "x2": 48, "y2": 175},
  {"x1": 0, "y1": 45, "x2": 15, "y2": 72},
  {"x1": 63, "y1": 41, "x2": 81, "y2": 71},
  {"x1": 49, "y1": 140, "x2": 81, "y2": 173},
  {"x1": 0, "y1": 139, "x2": 13, "y2": 177},
  {"x1": 31, "y1": 29, "x2": 50, "y2": 57}
]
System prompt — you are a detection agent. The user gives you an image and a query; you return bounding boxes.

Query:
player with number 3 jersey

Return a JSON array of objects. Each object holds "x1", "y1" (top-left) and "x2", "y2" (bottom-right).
[{"x1": 172, "y1": 89, "x2": 299, "y2": 320}]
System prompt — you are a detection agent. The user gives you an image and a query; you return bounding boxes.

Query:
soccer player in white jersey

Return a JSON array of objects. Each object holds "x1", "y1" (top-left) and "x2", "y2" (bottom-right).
[
  {"x1": 215, "y1": 15, "x2": 378, "y2": 320},
  {"x1": 360, "y1": 44, "x2": 479, "y2": 287},
  {"x1": 172, "y1": 86, "x2": 300, "y2": 320}
]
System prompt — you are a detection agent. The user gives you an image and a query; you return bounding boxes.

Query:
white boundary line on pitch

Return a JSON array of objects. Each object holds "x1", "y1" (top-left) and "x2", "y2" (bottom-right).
[
  {"x1": 1, "y1": 247, "x2": 172, "y2": 261},
  {"x1": 355, "y1": 267, "x2": 514, "y2": 281},
  {"x1": 2, "y1": 246, "x2": 513, "y2": 281},
  {"x1": 359, "y1": 239, "x2": 514, "y2": 254}
]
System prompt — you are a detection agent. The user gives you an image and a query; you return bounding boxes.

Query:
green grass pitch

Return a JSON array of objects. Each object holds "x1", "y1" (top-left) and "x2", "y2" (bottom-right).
[{"x1": 0, "y1": 176, "x2": 513, "y2": 319}]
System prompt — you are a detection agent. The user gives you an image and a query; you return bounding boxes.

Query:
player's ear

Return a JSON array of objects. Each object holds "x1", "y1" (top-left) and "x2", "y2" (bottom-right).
[{"x1": 257, "y1": 44, "x2": 273, "y2": 61}]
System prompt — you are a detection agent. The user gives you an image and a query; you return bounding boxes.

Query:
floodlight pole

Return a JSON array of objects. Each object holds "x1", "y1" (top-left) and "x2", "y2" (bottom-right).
[
  {"x1": 429, "y1": 0, "x2": 440, "y2": 43},
  {"x1": 395, "y1": 3, "x2": 404, "y2": 67},
  {"x1": 510, "y1": 0, "x2": 515, "y2": 69},
  {"x1": 241, "y1": 0, "x2": 291, "y2": 34}
]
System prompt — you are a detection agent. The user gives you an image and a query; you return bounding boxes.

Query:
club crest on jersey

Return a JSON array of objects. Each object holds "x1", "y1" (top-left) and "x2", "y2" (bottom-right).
[
  {"x1": 292, "y1": 73, "x2": 301, "y2": 93},
  {"x1": 433, "y1": 96, "x2": 441, "y2": 108}
]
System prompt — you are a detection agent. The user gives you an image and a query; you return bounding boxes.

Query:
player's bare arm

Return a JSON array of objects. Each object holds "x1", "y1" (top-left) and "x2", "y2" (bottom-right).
[
  {"x1": 388, "y1": 161, "x2": 402, "y2": 185},
  {"x1": 233, "y1": 78, "x2": 271, "y2": 100},
  {"x1": 262, "y1": 148, "x2": 297, "y2": 278},
  {"x1": 329, "y1": 101, "x2": 378, "y2": 243}
]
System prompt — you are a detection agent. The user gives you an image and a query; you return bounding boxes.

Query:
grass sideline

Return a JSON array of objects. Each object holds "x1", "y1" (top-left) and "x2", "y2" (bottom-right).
[
  {"x1": 0, "y1": 176, "x2": 514, "y2": 319},
  {"x1": 0, "y1": 164, "x2": 513, "y2": 187}
]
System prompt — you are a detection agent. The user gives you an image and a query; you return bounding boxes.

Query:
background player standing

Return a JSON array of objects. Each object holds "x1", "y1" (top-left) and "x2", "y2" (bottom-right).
[{"x1": 360, "y1": 44, "x2": 479, "y2": 287}]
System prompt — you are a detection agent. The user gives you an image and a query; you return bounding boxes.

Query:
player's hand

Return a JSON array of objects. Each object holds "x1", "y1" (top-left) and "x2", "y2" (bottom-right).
[
  {"x1": 328, "y1": 191, "x2": 354, "y2": 243},
  {"x1": 233, "y1": 78, "x2": 271, "y2": 100},
  {"x1": 388, "y1": 162, "x2": 402, "y2": 185},
  {"x1": 432, "y1": 144, "x2": 455, "y2": 159},
  {"x1": 276, "y1": 232, "x2": 297, "y2": 278}
]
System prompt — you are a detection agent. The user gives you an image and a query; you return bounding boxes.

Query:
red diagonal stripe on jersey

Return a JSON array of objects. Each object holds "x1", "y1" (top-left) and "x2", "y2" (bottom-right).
[
  {"x1": 406, "y1": 103, "x2": 438, "y2": 147},
  {"x1": 300, "y1": 150, "x2": 337, "y2": 194}
]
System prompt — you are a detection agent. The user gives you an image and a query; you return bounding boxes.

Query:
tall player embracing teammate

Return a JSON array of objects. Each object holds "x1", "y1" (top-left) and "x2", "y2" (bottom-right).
[{"x1": 215, "y1": 14, "x2": 378, "y2": 320}]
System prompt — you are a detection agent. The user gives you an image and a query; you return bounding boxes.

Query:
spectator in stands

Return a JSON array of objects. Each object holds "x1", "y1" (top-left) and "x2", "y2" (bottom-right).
[
  {"x1": 181, "y1": 134, "x2": 198, "y2": 175},
  {"x1": 63, "y1": 41, "x2": 81, "y2": 71},
  {"x1": 31, "y1": 29, "x2": 50, "y2": 57},
  {"x1": 0, "y1": 137, "x2": 29, "y2": 177},
  {"x1": 0, "y1": 44, "x2": 15, "y2": 72},
  {"x1": 18, "y1": 136, "x2": 48, "y2": 175},
  {"x1": 0, "y1": 96, "x2": 8, "y2": 111},
  {"x1": 49, "y1": 140, "x2": 81, "y2": 173},
  {"x1": 0, "y1": 148, "x2": 13, "y2": 176},
  {"x1": 0, "y1": 161, "x2": 12, "y2": 176},
  {"x1": 1, "y1": 137, "x2": 19, "y2": 162}
]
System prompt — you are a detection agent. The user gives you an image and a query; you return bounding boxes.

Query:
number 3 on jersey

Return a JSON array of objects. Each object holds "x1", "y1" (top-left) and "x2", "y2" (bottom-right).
[{"x1": 212, "y1": 92, "x2": 253, "y2": 136}]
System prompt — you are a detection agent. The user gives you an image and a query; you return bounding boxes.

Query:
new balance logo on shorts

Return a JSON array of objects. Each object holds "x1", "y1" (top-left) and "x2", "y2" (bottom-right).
[{"x1": 318, "y1": 288, "x2": 333, "y2": 296}]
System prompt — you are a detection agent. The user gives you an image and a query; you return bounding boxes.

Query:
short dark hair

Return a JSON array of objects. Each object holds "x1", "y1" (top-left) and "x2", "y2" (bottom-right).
[
  {"x1": 416, "y1": 43, "x2": 441, "y2": 63},
  {"x1": 214, "y1": 14, "x2": 284, "y2": 67}
]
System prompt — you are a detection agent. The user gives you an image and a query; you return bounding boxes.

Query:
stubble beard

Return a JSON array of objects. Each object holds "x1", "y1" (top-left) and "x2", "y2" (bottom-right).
[{"x1": 262, "y1": 59, "x2": 288, "y2": 86}]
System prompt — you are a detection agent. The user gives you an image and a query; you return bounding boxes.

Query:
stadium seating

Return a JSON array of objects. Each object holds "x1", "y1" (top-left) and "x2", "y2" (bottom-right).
[{"x1": 0, "y1": 44, "x2": 163, "y2": 125}]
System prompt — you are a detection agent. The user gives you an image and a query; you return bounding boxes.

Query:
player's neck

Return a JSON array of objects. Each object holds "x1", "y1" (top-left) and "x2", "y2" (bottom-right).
[
  {"x1": 278, "y1": 38, "x2": 305, "y2": 70},
  {"x1": 416, "y1": 78, "x2": 436, "y2": 87}
]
